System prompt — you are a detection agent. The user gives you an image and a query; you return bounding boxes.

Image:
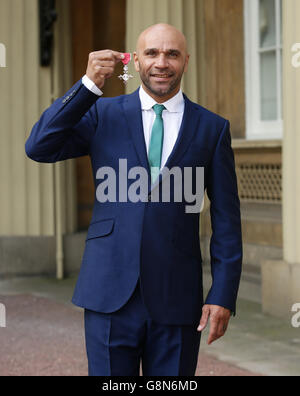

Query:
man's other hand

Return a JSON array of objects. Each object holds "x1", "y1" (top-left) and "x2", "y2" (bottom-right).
[
  {"x1": 197, "y1": 304, "x2": 231, "y2": 345},
  {"x1": 86, "y1": 50, "x2": 125, "y2": 90}
]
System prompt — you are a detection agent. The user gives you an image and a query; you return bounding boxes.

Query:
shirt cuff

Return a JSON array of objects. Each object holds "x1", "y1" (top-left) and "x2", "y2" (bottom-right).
[{"x1": 82, "y1": 75, "x2": 103, "y2": 96}]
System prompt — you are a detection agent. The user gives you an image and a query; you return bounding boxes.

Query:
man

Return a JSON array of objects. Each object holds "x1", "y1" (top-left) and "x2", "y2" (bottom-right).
[{"x1": 25, "y1": 24, "x2": 242, "y2": 376}]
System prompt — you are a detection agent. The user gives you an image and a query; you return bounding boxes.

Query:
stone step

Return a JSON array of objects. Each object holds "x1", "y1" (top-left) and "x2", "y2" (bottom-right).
[
  {"x1": 201, "y1": 202, "x2": 282, "y2": 248},
  {"x1": 241, "y1": 203, "x2": 282, "y2": 248},
  {"x1": 201, "y1": 236, "x2": 282, "y2": 273},
  {"x1": 203, "y1": 265, "x2": 262, "y2": 305}
]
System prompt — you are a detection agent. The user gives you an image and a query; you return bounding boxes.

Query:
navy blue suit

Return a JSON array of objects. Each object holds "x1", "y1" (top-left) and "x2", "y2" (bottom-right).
[{"x1": 25, "y1": 80, "x2": 242, "y2": 375}]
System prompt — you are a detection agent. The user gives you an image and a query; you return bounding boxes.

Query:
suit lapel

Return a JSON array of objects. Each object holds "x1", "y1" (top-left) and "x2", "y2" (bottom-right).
[{"x1": 122, "y1": 89, "x2": 151, "y2": 178}]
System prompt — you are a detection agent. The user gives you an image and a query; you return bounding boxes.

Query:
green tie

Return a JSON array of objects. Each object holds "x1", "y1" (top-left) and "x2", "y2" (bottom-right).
[{"x1": 148, "y1": 104, "x2": 166, "y2": 184}]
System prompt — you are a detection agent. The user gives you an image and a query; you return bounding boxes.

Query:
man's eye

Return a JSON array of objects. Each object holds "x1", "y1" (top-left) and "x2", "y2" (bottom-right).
[
  {"x1": 146, "y1": 51, "x2": 157, "y2": 56},
  {"x1": 169, "y1": 52, "x2": 179, "y2": 58}
]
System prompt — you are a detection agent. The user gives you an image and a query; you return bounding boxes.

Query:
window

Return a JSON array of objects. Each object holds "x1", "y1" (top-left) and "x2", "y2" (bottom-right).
[{"x1": 244, "y1": 0, "x2": 283, "y2": 139}]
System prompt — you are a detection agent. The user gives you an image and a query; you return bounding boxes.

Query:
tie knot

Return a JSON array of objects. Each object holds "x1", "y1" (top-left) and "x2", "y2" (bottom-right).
[{"x1": 153, "y1": 104, "x2": 165, "y2": 117}]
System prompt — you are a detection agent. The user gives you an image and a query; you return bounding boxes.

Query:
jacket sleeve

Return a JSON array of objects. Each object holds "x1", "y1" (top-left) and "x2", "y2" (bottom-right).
[
  {"x1": 204, "y1": 120, "x2": 243, "y2": 314},
  {"x1": 25, "y1": 80, "x2": 100, "y2": 163}
]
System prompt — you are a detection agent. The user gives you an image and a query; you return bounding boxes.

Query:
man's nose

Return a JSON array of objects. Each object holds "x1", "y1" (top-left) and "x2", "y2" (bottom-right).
[{"x1": 155, "y1": 54, "x2": 168, "y2": 68}]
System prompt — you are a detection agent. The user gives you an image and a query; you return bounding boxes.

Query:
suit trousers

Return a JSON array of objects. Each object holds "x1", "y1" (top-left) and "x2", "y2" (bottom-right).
[{"x1": 84, "y1": 279, "x2": 201, "y2": 376}]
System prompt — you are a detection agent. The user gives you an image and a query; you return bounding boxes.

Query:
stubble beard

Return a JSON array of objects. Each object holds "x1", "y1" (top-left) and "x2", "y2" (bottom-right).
[{"x1": 139, "y1": 64, "x2": 185, "y2": 98}]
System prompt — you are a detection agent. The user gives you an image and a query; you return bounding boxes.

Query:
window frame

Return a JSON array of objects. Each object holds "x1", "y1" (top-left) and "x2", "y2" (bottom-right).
[{"x1": 244, "y1": 0, "x2": 283, "y2": 140}]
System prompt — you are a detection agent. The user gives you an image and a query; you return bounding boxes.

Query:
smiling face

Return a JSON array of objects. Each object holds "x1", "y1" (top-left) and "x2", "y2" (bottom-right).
[{"x1": 133, "y1": 24, "x2": 190, "y2": 103}]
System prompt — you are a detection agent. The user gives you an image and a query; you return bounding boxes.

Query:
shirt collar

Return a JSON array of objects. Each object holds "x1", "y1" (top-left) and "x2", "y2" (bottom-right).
[{"x1": 139, "y1": 85, "x2": 185, "y2": 113}]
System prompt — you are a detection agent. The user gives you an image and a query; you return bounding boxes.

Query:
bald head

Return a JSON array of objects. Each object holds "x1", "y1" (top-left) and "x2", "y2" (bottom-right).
[{"x1": 136, "y1": 23, "x2": 188, "y2": 56}]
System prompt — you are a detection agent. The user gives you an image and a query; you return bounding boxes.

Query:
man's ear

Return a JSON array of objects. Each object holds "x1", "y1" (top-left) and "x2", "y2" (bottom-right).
[
  {"x1": 133, "y1": 52, "x2": 140, "y2": 72},
  {"x1": 184, "y1": 54, "x2": 190, "y2": 73}
]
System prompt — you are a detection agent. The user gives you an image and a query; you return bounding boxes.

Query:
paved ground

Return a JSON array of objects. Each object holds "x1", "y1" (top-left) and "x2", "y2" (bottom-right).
[
  {"x1": 0, "y1": 276, "x2": 299, "y2": 376},
  {"x1": 0, "y1": 293, "x2": 258, "y2": 376}
]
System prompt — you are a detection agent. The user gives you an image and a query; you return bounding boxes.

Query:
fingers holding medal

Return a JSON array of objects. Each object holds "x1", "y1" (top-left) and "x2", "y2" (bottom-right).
[{"x1": 86, "y1": 50, "x2": 125, "y2": 89}]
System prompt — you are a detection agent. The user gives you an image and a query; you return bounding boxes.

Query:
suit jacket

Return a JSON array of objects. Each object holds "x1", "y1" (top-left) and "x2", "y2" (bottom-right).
[{"x1": 25, "y1": 80, "x2": 243, "y2": 326}]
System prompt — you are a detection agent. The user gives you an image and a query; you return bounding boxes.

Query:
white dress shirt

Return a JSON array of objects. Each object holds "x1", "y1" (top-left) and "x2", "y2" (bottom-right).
[
  {"x1": 82, "y1": 75, "x2": 185, "y2": 170},
  {"x1": 82, "y1": 74, "x2": 104, "y2": 96}
]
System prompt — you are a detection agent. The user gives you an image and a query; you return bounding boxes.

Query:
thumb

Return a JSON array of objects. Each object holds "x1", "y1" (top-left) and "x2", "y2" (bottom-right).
[
  {"x1": 197, "y1": 306, "x2": 210, "y2": 332},
  {"x1": 112, "y1": 51, "x2": 125, "y2": 62}
]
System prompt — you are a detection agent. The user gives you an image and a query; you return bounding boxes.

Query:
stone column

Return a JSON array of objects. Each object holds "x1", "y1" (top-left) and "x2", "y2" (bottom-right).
[
  {"x1": 0, "y1": 0, "x2": 54, "y2": 236},
  {"x1": 0, "y1": 0, "x2": 76, "y2": 237},
  {"x1": 262, "y1": 0, "x2": 300, "y2": 318}
]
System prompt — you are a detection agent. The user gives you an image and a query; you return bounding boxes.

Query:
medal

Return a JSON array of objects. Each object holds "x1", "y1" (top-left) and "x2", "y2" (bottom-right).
[{"x1": 119, "y1": 53, "x2": 133, "y2": 84}]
